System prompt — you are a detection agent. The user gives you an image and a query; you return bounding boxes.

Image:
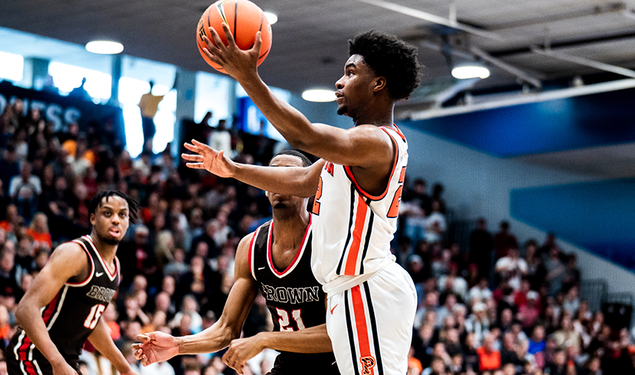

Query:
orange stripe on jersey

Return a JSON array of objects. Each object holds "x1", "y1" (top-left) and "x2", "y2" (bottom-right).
[
  {"x1": 384, "y1": 124, "x2": 406, "y2": 142},
  {"x1": 344, "y1": 195, "x2": 369, "y2": 275},
  {"x1": 351, "y1": 285, "x2": 375, "y2": 375}
]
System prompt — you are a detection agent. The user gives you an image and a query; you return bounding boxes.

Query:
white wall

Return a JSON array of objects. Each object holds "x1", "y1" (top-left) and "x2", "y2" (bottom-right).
[{"x1": 399, "y1": 123, "x2": 635, "y2": 295}]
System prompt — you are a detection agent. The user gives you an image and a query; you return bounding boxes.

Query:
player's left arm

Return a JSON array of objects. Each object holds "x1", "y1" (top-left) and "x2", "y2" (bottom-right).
[{"x1": 88, "y1": 318, "x2": 138, "y2": 375}]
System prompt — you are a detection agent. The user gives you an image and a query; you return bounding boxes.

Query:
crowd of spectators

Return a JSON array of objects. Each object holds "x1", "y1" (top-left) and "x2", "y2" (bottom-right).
[
  {"x1": 0, "y1": 96, "x2": 634, "y2": 375},
  {"x1": 398, "y1": 188, "x2": 635, "y2": 375}
]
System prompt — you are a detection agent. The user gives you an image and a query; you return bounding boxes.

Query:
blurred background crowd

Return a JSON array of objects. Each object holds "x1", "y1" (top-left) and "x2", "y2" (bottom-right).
[{"x1": 0, "y1": 96, "x2": 634, "y2": 375}]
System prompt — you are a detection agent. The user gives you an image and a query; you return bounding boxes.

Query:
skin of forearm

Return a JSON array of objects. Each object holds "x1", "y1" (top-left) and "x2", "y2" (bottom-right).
[
  {"x1": 231, "y1": 163, "x2": 318, "y2": 198},
  {"x1": 258, "y1": 325, "x2": 332, "y2": 354},
  {"x1": 16, "y1": 305, "x2": 66, "y2": 365},
  {"x1": 177, "y1": 322, "x2": 237, "y2": 355},
  {"x1": 89, "y1": 324, "x2": 131, "y2": 373}
]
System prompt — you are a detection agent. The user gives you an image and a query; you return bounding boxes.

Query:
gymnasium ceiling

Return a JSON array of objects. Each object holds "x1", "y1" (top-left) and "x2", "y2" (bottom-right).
[{"x1": 2, "y1": 0, "x2": 635, "y2": 110}]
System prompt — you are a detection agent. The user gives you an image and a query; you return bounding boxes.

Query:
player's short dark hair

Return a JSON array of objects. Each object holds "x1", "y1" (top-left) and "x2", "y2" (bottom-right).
[
  {"x1": 89, "y1": 190, "x2": 139, "y2": 223},
  {"x1": 270, "y1": 149, "x2": 312, "y2": 167},
  {"x1": 348, "y1": 30, "x2": 422, "y2": 100}
]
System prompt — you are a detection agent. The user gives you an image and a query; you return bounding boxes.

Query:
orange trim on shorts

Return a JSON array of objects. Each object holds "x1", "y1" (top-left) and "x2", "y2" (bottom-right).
[{"x1": 351, "y1": 285, "x2": 374, "y2": 375}]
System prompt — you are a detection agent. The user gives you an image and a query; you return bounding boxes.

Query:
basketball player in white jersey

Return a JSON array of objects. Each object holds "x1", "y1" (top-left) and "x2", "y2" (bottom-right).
[{"x1": 185, "y1": 26, "x2": 421, "y2": 375}]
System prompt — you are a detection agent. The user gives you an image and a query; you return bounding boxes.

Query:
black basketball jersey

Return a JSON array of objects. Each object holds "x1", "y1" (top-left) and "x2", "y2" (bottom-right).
[
  {"x1": 7, "y1": 235, "x2": 120, "y2": 369},
  {"x1": 248, "y1": 219, "x2": 339, "y2": 375}
]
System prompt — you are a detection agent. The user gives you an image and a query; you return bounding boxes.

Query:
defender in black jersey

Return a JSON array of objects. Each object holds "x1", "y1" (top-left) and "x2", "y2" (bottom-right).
[
  {"x1": 134, "y1": 151, "x2": 339, "y2": 375},
  {"x1": 6, "y1": 191, "x2": 140, "y2": 375}
]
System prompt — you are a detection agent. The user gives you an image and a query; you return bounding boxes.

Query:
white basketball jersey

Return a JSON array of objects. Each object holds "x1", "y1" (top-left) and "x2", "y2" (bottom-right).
[{"x1": 310, "y1": 125, "x2": 408, "y2": 289}]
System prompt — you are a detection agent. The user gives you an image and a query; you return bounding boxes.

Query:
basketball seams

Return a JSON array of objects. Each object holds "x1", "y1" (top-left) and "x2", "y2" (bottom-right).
[
  {"x1": 233, "y1": 0, "x2": 238, "y2": 47},
  {"x1": 197, "y1": 0, "x2": 272, "y2": 72}
]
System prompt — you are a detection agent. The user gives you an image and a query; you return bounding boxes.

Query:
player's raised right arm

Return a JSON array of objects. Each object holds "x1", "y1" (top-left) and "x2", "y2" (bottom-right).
[
  {"x1": 135, "y1": 234, "x2": 260, "y2": 365},
  {"x1": 15, "y1": 243, "x2": 89, "y2": 375}
]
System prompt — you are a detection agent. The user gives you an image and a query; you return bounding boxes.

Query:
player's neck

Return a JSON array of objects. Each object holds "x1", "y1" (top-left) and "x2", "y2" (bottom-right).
[
  {"x1": 352, "y1": 104, "x2": 394, "y2": 127},
  {"x1": 271, "y1": 212, "x2": 310, "y2": 248},
  {"x1": 89, "y1": 233, "x2": 118, "y2": 263}
]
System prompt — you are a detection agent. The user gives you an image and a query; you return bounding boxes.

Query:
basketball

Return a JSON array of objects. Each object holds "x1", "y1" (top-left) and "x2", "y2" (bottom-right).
[{"x1": 196, "y1": 0, "x2": 273, "y2": 73}]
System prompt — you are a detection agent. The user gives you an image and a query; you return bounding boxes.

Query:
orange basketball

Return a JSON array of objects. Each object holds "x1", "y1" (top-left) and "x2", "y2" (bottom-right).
[{"x1": 196, "y1": 0, "x2": 273, "y2": 73}]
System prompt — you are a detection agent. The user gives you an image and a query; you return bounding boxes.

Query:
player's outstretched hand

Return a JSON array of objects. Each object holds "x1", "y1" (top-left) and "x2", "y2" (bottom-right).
[
  {"x1": 222, "y1": 335, "x2": 265, "y2": 375},
  {"x1": 132, "y1": 332, "x2": 179, "y2": 366},
  {"x1": 182, "y1": 139, "x2": 235, "y2": 178},
  {"x1": 201, "y1": 22, "x2": 261, "y2": 81}
]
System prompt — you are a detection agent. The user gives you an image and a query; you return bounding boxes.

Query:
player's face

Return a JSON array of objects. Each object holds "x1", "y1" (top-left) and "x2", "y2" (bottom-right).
[
  {"x1": 335, "y1": 54, "x2": 377, "y2": 118},
  {"x1": 90, "y1": 195, "x2": 130, "y2": 246},
  {"x1": 267, "y1": 155, "x2": 307, "y2": 212}
]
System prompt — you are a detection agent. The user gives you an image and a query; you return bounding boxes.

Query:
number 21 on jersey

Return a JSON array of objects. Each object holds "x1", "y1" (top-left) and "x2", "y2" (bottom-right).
[{"x1": 276, "y1": 307, "x2": 305, "y2": 331}]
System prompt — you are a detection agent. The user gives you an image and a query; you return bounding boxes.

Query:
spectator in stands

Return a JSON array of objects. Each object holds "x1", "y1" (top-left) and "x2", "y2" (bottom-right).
[
  {"x1": 430, "y1": 183, "x2": 447, "y2": 214},
  {"x1": 500, "y1": 331, "x2": 525, "y2": 369},
  {"x1": 467, "y1": 302, "x2": 490, "y2": 344},
  {"x1": 138, "y1": 81, "x2": 164, "y2": 152},
  {"x1": 118, "y1": 225, "x2": 159, "y2": 289},
  {"x1": 545, "y1": 348, "x2": 567, "y2": 375},
  {"x1": 562, "y1": 285, "x2": 580, "y2": 317},
  {"x1": 524, "y1": 239, "x2": 547, "y2": 291},
  {"x1": 0, "y1": 250, "x2": 19, "y2": 298},
  {"x1": 172, "y1": 294, "x2": 203, "y2": 334},
  {"x1": 562, "y1": 253, "x2": 581, "y2": 292},
  {"x1": 528, "y1": 325, "x2": 546, "y2": 367},
  {"x1": 494, "y1": 221, "x2": 519, "y2": 259},
  {"x1": 495, "y1": 246, "x2": 527, "y2": 291},
  {"x1": 69, "y1": 77, "x2": 91, "y2": 101},
  {"x1": 415, "y1": 290, "x2": 439, "y2": 329},
  {"x1": 207, "y1": 119, "x2": 232, "y2": 159},
  {"x1": 12, "y1": 128, "x2": 29, "y2": 164},
  {"x1": 424, "y1": 199, "x2": 446, "y2": 244},
  {"x1": 163, "y1": 247, "x2": 188, "y2": 280},
  {"x1": 438, "y1": 263, "x2": 468, "y2": 302},
  {"x1": 437, "y1": 293, "x2": 459, "y2": 327},
  {"x1": 553, "y1": 313, "x2": 581, "y2": 351},
  {"x1": 8, "y1": 162, "x2": 41, "y2": 222},
  {"x1": 403, "y1": 177, "x2": 432, "y2": 215},
  {"x1": 25, "y1": 212, "x2": 51, "y2": 251},
  {"x1": 469, "y1": 217, "x2": 494, "y2": 282},
  {"x1": 0, "y1": 204, "x2": 20, "y2": 236},
  {"x1": 478, "y1": 333, "x2": 501, "y2": 372},
  {"x1": 0, "y1": 98, "x2": 24, "y2": 135},
  {"x1": 544, "y1": 245, "x2": 566, "y2": 296},
  {"x1": 0, "y1": 145, "x2": 20, "y2": 197},
  {"x1": 517, "y1": 291, "x2": 541, "y2": 330},
  {"x1": 469, "y1": 276, "x2": 493, "y2": 304}
]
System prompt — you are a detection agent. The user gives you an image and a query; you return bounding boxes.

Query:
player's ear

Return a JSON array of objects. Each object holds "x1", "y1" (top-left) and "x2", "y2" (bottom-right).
[
  {"x1": 373, "y1": 76, "x2": 387, "y2": 93},
  {"x1": 89, "y1": 213, "x2": 95, "y2": 226}
]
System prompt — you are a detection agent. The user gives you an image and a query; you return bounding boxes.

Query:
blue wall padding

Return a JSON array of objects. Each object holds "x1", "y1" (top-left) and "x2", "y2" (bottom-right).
[
  {"x1": 510, "y1": 179, "x2": 635, "y2": 271},
  {"x1": 406, "y1": 88, "x2": 635, "y2": 157}
]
